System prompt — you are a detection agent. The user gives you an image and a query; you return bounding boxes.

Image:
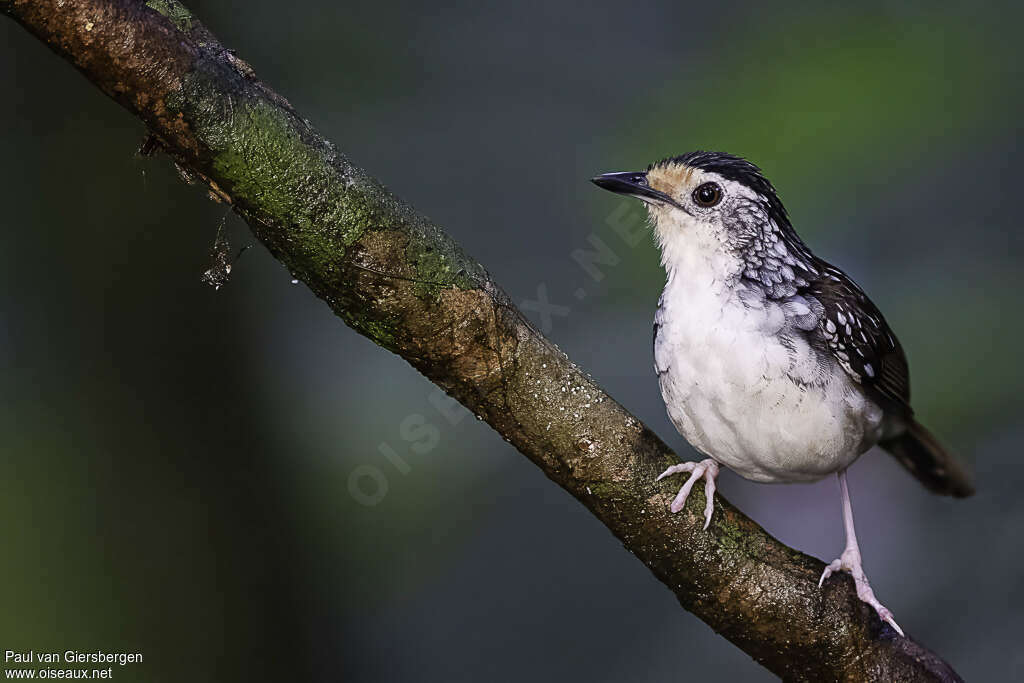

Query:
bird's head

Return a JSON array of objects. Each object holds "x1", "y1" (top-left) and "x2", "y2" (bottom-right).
[{"x1": 592, "y1": 151, "x2": 793, "y2": 275}]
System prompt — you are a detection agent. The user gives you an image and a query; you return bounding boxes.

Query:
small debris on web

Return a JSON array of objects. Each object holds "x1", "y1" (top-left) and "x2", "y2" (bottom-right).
[
  {"x1": 201, "y1": 223, "x2": 232, "y2": 291},
  {"x1": 201, "y1": 217, "x2": 251, "y2": 291},
  {"x1": 200, "y1": 210, "x2": 254, "y2": 290}
]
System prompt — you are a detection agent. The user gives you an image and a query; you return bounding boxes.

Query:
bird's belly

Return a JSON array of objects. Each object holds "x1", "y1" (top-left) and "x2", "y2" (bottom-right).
[{"x1": 656, "y1": 316, "x2": 883, "y2": 483}]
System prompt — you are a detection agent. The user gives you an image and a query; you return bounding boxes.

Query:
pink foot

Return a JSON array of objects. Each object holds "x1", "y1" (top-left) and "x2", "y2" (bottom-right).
[
  {"x1": 819, "y1": 547, "x2": 904, "y2": 637},
  {"x1": 655, "y1": 458, "x2": 720, "y2": 530}
]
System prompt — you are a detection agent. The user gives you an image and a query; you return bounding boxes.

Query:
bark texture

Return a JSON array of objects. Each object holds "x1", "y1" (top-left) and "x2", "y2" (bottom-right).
[{"x1": 2, "y1": 1, "x2": 964, "y2": 680}]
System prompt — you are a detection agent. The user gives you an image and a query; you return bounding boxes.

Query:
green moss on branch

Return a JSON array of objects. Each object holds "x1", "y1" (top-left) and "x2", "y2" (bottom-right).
[
  {"x1": 144, "y1": 0, "x2": 192, "y2": 32},
  {"x1": 166, "y1": 69, "x2": 482, "y2": 297}
]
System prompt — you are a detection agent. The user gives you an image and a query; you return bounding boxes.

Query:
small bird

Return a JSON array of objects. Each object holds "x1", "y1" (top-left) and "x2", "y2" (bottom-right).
[{"x1": 592, "y1": 151, "x2": 973, "y2": 636}]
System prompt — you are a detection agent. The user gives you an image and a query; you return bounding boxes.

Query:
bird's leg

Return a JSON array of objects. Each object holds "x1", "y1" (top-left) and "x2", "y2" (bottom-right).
[
  {"x1": 818, "y1": 469, "x2": 905, "y2": 637},
  {"x1": 655, "y1": 458, "x2": 720, "y2": 529}
]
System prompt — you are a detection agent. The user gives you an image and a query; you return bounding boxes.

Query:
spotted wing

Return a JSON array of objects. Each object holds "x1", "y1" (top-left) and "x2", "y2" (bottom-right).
[{"x1": 802, "y1": 263, "x2": 911, "y2": 413}]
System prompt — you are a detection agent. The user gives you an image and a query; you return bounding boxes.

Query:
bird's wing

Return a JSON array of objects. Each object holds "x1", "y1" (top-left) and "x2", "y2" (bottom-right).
[{"x1": 801, "y1": 262, "x2": 911, "y2": 413}]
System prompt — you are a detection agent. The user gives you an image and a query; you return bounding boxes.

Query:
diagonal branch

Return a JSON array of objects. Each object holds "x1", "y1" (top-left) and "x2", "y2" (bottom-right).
[{"x1": 2, "y1": 1, "x2": 962, "y2": 680}]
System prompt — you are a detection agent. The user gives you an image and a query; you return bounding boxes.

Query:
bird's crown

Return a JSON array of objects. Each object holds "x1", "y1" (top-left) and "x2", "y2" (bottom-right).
[{"x1": 646, "y1": 151, "x2": 790, "y2": 230}]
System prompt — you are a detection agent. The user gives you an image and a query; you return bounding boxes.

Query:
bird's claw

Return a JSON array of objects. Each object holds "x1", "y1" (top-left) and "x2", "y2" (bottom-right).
[
  {"x1": 819, "y1": 548, "x2": 905, "y2": 637},
  {"x1": 817, "y1": 559, "x2": 842, "y2": 587},
  {"x1": 656, "y1": 458, "x2": 720, "y2": 530}
]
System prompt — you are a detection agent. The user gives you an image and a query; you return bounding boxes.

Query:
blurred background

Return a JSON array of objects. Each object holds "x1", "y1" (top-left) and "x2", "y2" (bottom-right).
[{"x1": 2, "y1": 1, "x2": 1022, "y2": 680}]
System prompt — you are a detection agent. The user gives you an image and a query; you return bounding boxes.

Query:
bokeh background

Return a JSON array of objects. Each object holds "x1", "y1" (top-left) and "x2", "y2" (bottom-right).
[{"x1": 2, "y1": 1, "x2": 1022, "y2": 680}]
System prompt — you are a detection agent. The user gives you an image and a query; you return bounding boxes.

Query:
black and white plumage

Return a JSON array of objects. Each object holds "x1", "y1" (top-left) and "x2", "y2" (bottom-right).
[{"x1": 593, "y1": 151, "x2": 973, "y2": 636}]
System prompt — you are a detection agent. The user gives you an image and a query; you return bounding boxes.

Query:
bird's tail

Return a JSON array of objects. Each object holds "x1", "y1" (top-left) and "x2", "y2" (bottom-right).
[{"x1": 879, "y1": 419, "x2": 974, "y2": 497}]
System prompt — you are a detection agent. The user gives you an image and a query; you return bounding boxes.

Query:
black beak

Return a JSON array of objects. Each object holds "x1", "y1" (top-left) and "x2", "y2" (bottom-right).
[{"x1": 590, "y1": 171, "x2": 678, "y2": 207}]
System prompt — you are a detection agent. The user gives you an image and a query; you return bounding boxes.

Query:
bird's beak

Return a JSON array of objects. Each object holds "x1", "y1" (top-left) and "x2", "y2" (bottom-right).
[{"x1": 590, "y1": 171, "x2": 679, "y2": 207}]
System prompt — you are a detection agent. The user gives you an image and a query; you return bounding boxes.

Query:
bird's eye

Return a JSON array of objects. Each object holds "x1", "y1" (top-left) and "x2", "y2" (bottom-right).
[{"x1": 693, "y1": 182, "x2": 723, "y2": 208}]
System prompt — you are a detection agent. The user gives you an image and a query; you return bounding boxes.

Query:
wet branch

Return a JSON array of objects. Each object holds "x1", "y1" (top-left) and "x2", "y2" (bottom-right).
[{"x1": 1, "y1": 1, "x2": 963, "y2": 680}]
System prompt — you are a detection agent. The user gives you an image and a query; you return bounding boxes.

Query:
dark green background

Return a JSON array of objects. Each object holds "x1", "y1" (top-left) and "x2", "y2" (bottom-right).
[{"x1": 2, "y1": 1, "x2": 1021, "y2": 680}]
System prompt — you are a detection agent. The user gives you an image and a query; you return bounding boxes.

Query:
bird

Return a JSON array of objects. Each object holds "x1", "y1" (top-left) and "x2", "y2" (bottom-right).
[{"x1": 591, "y1": 151, "x2": 973, "y2": 636}]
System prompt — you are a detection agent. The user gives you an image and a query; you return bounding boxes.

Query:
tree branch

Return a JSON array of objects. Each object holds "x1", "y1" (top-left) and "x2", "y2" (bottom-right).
[{"x1": 2, "y1": 1, "x2": 963, "y2": 680}]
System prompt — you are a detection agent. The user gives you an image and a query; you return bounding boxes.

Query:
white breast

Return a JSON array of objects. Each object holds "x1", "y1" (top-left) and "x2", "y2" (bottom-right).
[{"x1": 654, "y1": 253, "x2": 883, "y2": 484}]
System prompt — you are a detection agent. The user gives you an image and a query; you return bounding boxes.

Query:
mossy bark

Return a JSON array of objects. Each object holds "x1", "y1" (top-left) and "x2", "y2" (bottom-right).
[{"x1": 2, "y1": 2, "x2": 963, "y2": 681}]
